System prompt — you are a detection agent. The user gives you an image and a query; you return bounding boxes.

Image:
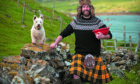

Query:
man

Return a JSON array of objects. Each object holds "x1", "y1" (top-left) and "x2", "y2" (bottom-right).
[{"x1": 50, "y1": 0, "x2": 113, "y2": 84}]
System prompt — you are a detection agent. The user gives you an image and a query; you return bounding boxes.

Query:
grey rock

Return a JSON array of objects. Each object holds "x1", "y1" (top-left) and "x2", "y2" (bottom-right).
[{"x1": 111, "y1": 68, "x2": 126, "y2": 78}]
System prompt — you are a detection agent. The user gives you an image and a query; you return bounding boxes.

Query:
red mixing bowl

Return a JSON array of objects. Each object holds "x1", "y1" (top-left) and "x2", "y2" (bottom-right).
[{"x1": 92, "y1": 27, "x2": 109, "y2": 35}]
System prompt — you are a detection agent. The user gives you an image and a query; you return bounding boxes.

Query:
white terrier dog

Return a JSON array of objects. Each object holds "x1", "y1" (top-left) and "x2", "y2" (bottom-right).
[{"x1": 31, "y1": 15, "x2": 46, "y2": 44}]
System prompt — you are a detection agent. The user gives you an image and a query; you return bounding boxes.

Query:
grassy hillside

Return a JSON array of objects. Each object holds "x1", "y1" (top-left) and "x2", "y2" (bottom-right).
[
  {"x1": 0, "y1": 0, "x2": 140, "y2": 84},
  {"x1": 0, "y1": 0, "x2": 75, "y2": 59},
  {"x1": 40, "y1": 0, "x2": 140, "y2": 14}
]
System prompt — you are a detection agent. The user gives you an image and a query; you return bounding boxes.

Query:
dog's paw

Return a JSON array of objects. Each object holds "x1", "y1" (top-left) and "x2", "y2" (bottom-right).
[
  {"x1": 32, "y1": 42, "x2": 36, "y2": 45},
  {"x1": 39, "y1": 42, "x2": 44, "y2": 45}
]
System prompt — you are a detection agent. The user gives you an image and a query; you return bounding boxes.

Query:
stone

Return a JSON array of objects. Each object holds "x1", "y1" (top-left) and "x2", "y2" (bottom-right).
[
  {"x1": 20, "y1": 43, "x2": 70, "y2": 61},
  {"x1": 2, "y1": 56, "x2": 21, "y2": 64},
  {"x1": 115, "y1": 60, "x2": 126, "y2": 66},
  {"x1": 0, "y1": 42, "x2": 72, "y2": 84},
  {"x1": 0, "y1": 77, "x2": 10, "y2": 84},
  {"x1": 111, "y1": 68, "x2": 126, "y2": 78},
  {"x1": 112, "y1": 56, "x2": 120, "y2": 62},
  {"x1": 2, "y1": 45, "x2": 138, "y2": 82},
  {"x1": 104, "y1": 47, "x2": 138, "y2": 76}
]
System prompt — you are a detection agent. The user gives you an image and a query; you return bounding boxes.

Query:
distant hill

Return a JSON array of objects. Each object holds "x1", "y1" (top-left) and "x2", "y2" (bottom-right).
[
  {"x1": 37, "y1": 0, "x2": 140, "y2": 14},
  {"x1": 0, "y1": 0, "x2": 75, "y2": 59}
]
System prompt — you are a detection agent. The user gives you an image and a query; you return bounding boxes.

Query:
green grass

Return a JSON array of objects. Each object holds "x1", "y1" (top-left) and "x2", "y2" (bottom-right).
[
  {"x1": 40, "y1": 0, "x2": 140, "y2": 14},
  {"x1": 0, "y1": 0, "x2": 75, "y2": 59}
]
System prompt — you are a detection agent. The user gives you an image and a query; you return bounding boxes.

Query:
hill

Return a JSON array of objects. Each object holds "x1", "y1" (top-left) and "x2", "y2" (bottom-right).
[
  {"x1": 39, "y1": 0, "x2": 140, "y2": 14},
  {"x1": 0, "y1": 0, "x2": 75, "y2": 59}
]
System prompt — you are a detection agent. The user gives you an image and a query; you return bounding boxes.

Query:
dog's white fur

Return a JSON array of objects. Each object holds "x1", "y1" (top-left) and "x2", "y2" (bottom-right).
[{"x1": 31, "y1": 15, "x2": 46, "y2": 44}]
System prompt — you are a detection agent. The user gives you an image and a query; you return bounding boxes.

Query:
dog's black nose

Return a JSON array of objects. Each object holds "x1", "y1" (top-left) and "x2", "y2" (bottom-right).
[{"x1": 37, "y1": 24, "x2": 40, "y2": 27}]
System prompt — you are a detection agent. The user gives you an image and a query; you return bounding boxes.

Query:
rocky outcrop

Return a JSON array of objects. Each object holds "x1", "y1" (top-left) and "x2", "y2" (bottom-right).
[
  {"x1": 0, "y1": 42, "x2": 72, "y2": 84},
  {"x1": 0, "y1": 44, "x2": 138, "y2": 83},
  {"x1": 102, "y1": 47, "x2": 138, "y2": 78},
  {"x1": 20, "y1": 43, "x2": 70, "y2": 61}
]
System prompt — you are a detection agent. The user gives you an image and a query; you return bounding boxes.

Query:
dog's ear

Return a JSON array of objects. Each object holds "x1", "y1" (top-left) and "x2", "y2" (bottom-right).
[
  {"x1": 33, "y1": 15, "x2": 37, "y2": 21},
  {"x1": 40, "y1": 14, "x2": 43, "y2": 20}
]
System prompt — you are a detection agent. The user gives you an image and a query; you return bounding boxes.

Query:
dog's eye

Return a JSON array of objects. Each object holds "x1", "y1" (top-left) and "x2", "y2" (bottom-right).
[
  {"x1": 36, "y1": 21, "x2": 38, "y2": 23},
  {"x1": 40, "y1": 21, "x2": 42, "y2": 23}
]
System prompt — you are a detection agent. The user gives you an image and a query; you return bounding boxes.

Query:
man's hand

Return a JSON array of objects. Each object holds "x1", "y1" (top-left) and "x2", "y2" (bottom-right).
[
  {"x1": 95, "y1": 32, "x2": 103, "y2": 39},
  {"x1": 50, "y1": 35, "x2": 63, "y2": 48},
  {"x1": 95, "y1": 32, "x2": 110, "y2": 39},
  {"x1": 50, "y1": 43, "x2": 57, "y2": 48}
]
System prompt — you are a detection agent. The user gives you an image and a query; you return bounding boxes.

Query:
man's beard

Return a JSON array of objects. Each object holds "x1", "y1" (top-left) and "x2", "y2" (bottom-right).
[{"x1": 82, "y1": 10, "x2": 91, "y2": 17}]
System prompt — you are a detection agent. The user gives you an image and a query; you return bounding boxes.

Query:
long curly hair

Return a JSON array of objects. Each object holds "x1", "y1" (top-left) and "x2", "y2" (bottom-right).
[
  {"x1": 77, "y1": 0, "x2": 95, "y2": 18},
  {"x1": 77, "y1": 4, "x2": 95, "y2": 18}
]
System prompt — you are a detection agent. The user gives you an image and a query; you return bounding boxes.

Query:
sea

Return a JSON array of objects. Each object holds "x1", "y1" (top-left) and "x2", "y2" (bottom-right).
[{"x1": 97, "y1": 15, "x2": 140, "y2": 43}]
